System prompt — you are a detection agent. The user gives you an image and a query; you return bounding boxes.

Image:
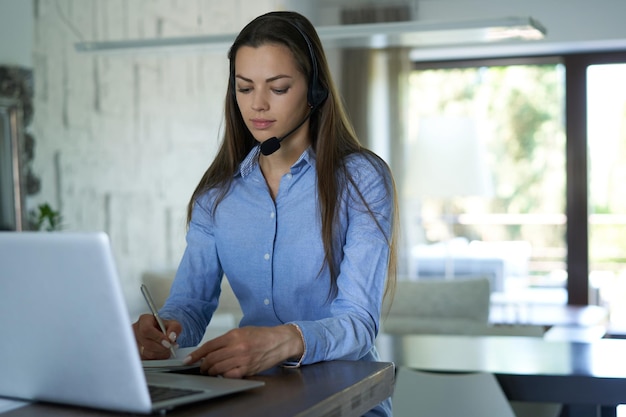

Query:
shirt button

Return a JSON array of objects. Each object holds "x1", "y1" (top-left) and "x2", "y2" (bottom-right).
[
  {"x1": 286, "y1": 173, "x2": 293, "y2": 180},
  {"x1": 264, "y1": 253, "x2": 270, "y2": 260},
  {"x1": 264, "y1": 298, "x2": 270, "y2": 305},
  {"x1": 270, "y1": 212, "x2": 275, "y2": 218}
]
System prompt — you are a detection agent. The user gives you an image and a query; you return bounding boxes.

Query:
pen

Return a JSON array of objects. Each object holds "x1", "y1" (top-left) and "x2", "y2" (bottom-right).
[{"x1": 140, "y1": 284, "x2": 176, "y2": 358}]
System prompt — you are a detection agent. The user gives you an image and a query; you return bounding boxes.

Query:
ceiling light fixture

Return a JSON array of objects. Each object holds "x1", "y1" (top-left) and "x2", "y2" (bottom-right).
[{"x1": 74, "y1": 16, "x2": 546, "y2": 55}]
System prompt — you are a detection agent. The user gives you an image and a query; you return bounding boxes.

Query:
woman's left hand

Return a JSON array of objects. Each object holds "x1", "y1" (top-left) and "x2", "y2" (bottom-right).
[{"x1": 182, "y1": 324, "x2": 303, "y2": 378}]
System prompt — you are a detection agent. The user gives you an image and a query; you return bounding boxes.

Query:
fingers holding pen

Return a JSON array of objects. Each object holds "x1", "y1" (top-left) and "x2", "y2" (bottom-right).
[
  {"x1": 139, "y1": 284, "x2": 180, "y2": 358},
  {"x1": 164, "y1": 319, "x2": 182, "y2": 350},
  {"x1": 133, "y1": 314, "x2": 181, "y2": 359},
  {"x1": 133, "y1": 314, "x2": 165, "y2": 359}
]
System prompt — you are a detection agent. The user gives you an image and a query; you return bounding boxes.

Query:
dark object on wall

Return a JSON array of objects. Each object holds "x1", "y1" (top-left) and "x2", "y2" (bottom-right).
[
  {"x1": 0, "y1": 96, "x2": 25, "y2": 230},
  {"x1": 0, "y1": 66, "x2": 39, "y2": 231}
]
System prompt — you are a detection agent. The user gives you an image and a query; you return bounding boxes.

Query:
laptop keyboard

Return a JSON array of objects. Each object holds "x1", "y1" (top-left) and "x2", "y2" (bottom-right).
[{"x1": 148, "y1": 385, "x2": 205, "y2": 402}]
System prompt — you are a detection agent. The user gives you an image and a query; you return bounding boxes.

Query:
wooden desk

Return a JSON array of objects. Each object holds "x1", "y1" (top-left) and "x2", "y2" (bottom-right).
[
  {"x1": 1, "y1": 361, "x2": 394, "y2": 417},
  {"x1": 376, "y1": 333, "x2": 626, "y2": 417}
]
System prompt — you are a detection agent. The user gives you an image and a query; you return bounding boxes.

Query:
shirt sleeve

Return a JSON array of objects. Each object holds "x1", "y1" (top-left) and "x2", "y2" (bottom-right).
[
  {"x1": 290, "y1": 154, "x2": 395, "y2": 364},
  {"x1": 159, "y1": 193, "x2": 224, "y2": 347}
]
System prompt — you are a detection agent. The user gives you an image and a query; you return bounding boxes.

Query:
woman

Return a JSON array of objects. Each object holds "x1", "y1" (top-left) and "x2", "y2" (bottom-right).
[{"x1": 133, "y1": 10, "x2": 397, "y2": 416}]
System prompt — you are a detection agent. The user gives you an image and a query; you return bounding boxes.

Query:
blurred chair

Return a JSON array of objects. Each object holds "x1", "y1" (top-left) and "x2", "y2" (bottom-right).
[
  {"x1": 382, "y1": 277, "x2": 491, "y2": 335},
  {"x1": 392, "y1": 367, "x2": 516, "y2": 417},
  {"x1": 381, "y1": 278, "x2": 547, "y2": 337}
]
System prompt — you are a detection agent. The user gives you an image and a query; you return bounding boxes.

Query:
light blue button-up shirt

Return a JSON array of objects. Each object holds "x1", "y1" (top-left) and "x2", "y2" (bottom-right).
[{"x1": 160, "y1": 145, "x2": 393, "y2": 368}]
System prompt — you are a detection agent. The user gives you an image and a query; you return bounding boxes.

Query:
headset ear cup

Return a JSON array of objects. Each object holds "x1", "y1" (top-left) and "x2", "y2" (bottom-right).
[{"x1": 309, "y1": 79, "x2": 329, "y2": 109}]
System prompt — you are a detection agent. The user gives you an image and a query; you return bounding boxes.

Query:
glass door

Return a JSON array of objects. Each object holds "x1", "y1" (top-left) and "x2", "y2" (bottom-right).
[{"x1": 587, "y1": 63, "x2": 626, "y2": 331}]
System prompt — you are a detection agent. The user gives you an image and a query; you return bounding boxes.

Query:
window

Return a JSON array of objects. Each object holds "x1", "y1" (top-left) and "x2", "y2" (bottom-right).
[
  {"x1": 401, "y1": 59, "x2": 566, "y2": 300},
  {"x1": 393, "y1": 51, "x2": 626, "y2": 331}
]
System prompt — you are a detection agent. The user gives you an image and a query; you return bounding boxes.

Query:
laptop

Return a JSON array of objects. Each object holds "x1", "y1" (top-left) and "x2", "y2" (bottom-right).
[{"x1": 0, "y1": 231, "x2": 264, "y2": 414}]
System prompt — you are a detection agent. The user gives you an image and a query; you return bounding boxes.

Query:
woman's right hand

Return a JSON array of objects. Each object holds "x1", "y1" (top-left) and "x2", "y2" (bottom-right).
[{"x1": 132, "y1": 314, "x2": 182, "y2": 360}]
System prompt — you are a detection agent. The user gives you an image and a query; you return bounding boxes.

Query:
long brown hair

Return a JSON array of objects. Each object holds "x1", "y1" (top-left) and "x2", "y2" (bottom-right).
[{"x1": 187, "y1": 11, "x2": 397, "y2": 302}]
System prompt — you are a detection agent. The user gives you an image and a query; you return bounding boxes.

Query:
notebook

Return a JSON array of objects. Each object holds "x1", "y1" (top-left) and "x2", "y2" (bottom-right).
[{"x1": 0, "y1": 231, "x2": 264, "y2": 414}]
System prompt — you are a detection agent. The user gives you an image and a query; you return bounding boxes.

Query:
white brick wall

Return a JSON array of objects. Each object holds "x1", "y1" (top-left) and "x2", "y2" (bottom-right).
[{"x1": 31, "y1": 0, "x2": 288, "y2": 318}]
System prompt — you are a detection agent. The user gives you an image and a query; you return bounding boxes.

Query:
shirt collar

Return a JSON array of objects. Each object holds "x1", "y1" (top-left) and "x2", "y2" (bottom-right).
[
  {"x1": 292, "y1": 146, "x2": 316, "y2": 174},
  {"x1": 239, "y1": 145, "x2": 261, "y2": 178},
  {"x1": 237, "y1": 145, "x2": 316, "y2": 179}
]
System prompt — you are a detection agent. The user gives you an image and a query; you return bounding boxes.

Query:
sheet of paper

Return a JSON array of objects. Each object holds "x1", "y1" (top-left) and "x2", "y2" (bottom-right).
[{"x1": 142, "y1": 346, "x2": 199, "y2": 372}]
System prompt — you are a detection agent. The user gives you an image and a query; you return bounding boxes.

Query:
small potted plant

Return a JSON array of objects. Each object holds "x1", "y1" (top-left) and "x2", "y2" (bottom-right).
[{"x1": 30, "y1": 203, "x2": 62, "y2": 231}]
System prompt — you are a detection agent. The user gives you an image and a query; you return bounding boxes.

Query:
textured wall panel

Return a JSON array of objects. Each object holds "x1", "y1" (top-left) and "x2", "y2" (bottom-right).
[{"x1": 32, "y1": 0, "x2": 279, "y2": 317}]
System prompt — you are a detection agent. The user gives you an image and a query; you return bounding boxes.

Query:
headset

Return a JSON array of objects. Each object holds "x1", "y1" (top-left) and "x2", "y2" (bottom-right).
[{"x1": 288, "y1": 19, "x2": 329, "y2": 110}]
